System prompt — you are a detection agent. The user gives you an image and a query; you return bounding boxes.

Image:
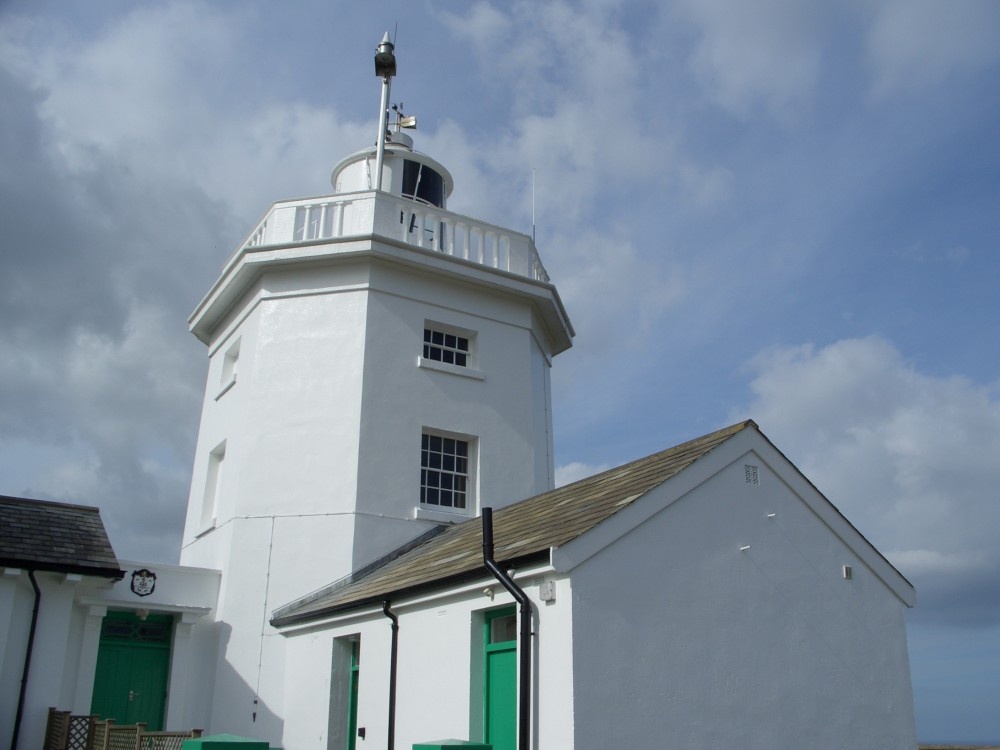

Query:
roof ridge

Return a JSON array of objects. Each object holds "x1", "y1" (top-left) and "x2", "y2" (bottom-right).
[{"x1": 541, "y1": 420, "x2": 754, "y2": 495}]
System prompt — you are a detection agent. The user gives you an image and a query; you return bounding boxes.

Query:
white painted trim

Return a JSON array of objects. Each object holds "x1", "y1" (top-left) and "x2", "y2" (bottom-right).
[
  {"x1": 276, "y1": 562, "x2": 555, "y2": 636},
  {"x1": 416, "y1": 356, "x2": 486, "y2": 381},
  {"x1": 214, "y1": 375, "x2": 237, "y2": 400},
  {"x1": 76, "y1": 598, "x2": 214, "y2": 617},
  {"x1": 412, "y1": 506, "x2": 468, "y2": 524}
]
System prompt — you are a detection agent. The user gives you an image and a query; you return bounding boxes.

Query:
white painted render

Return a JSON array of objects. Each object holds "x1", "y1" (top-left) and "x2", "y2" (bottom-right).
[
  {"x1": 177, "y1": 133, "x2": 571, "y2": 744},
  {"x1": 279, "y1": 568, "x2": 576, "y2": 750},
  {"x1": 273, "y1": 428, "x2": 916, "y2": 750},
  {"x1": 566, "y1": 440, "x2": 917, "y2": 750},
  {"x1": 0, "y1": 560, "x2": 220, "y2": 750}
]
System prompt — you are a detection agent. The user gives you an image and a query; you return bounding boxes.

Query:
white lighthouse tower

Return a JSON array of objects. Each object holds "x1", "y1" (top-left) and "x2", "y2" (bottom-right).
[{"x1": 178, "y1": 35, "x2": 573, "y2": 741}]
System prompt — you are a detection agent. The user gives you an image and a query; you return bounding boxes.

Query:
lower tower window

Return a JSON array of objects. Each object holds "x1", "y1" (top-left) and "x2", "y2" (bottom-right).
[{"x1": 420, "y1": 432, "x2": 470, "y2": 510}]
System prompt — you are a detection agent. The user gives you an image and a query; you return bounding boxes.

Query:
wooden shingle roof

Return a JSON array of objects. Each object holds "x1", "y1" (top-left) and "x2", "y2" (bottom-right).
[
  {"x1": 272, "y1": 420, "x2": 753, "y2": 626},
  {"x1": 0, "y1": 495, "x2": 123, "y2": 579}
]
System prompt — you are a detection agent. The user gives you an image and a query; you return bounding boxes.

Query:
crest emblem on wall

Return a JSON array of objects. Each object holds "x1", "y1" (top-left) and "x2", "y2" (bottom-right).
[{"x1": 130, "y1": 568, "x2": 157, "y2": 597}]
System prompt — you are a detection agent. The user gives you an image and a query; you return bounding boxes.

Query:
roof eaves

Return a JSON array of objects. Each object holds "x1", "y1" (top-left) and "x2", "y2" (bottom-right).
[
  {"x1": 0, "y1": 557, "x2": 125, "y2": 580},
  {"x1": 271, "y1": 549, "x2": 549, "y2": 628}
]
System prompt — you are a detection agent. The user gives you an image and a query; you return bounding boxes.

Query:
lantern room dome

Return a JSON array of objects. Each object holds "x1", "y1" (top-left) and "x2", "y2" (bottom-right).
[{"x1": 331, "y1": 135, "x2": 454, "y2": 210}]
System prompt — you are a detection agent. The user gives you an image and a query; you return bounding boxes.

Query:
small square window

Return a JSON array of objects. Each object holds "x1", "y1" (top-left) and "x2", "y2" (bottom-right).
[{"x1": 423, "y1": 326, "x2": 470, "y2": 368}]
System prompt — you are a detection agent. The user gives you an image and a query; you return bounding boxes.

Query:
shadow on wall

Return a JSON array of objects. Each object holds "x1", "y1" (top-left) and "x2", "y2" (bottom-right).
[{"x1": 205, "y1": 623, "x2": 284, "y2": 744}]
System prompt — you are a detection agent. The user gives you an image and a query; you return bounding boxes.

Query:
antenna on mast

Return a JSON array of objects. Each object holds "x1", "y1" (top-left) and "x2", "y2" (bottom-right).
[
  {"x1": 532, "y1": 168, "x2": 536, "y2": 243},
  {"x1": 373, "y1": 32, "x2": 397, "y2": 191}
]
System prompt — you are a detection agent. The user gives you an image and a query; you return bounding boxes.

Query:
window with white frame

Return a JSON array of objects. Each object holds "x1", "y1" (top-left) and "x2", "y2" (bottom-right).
[
  {"x1": 200, "y1": 440, "x2": 226, "y2": 529},
  {"x1": 423, "y1": 327, "x2": 470, "y2": 367},
  {"x1": 420, "y1": 432, "x2": 470, "y2": 510},
  {"x1": 216, "y1": 337, "x2": 241, "y2": 398}
]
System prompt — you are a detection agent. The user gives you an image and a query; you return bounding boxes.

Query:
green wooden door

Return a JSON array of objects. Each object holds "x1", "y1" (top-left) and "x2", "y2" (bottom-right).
[
  {"x1": 346, "y1": 640, "x2": 360, "y2": 750},
  {"x1": 484, "y1": 608, "x2": 517, "y2": 750},
  {"x1": 91, "y1": 612, "x2": 172, "y2": 729}
]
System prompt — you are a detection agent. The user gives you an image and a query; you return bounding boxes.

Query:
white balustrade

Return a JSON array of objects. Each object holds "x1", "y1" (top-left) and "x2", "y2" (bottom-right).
[{"x1": 239, "y1": 192, "x2": 549, "y2": 283}]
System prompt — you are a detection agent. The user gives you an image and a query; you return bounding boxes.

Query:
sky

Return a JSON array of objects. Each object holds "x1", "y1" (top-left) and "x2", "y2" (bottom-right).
[{"x1": 1, "y1": 0, "x2": 998, "y2": 743}]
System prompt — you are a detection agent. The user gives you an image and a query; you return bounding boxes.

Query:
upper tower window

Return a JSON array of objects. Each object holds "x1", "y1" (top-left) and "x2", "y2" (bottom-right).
[
  {"x1": 216, "y1": 337, "x2": 241, "y2": 399},
  {"x1": 423, "y1": 327, "x2": 469, "y2": 367},
  {"x1": 402, "y1": 160, "x2": 445, "y2": 208},
  {"x1": 418, "y1": 322, "x2": 484, "y2": 380}
]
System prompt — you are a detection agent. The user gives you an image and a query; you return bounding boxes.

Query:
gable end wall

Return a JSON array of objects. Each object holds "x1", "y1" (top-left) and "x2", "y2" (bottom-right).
[{"x1": 569, "y1": 450, "x2": 917, "y2": 750}]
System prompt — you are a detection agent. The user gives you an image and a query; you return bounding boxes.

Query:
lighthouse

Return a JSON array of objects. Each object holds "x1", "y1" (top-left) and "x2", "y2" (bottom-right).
[{"x1": 178, "y1": 35, "x2": 573, "y2": 740}]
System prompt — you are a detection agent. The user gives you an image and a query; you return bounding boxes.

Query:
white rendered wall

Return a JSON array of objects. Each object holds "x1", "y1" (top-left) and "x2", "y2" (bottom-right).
[
  {"x1": 179, "y1": 243, "x2": 559, "y2": 743},
  {"x1": 0, "y1": 561, "x2": 221, "y2": 748},
  {"x1": 569, "y1": 452, "x2": 918, "y2": 750},
  {"x1": 83, "y1": 560, "x2": 222, "y2": 731},
  {"x1": 280, "y1": 571, "x2": 575, "y2": 750},
  {"x1": 0, "y1": 570, "x2": 112, "y2": 750},
  {"x1": 0, "y1": 569, "x2": 34, "y2": 750}
]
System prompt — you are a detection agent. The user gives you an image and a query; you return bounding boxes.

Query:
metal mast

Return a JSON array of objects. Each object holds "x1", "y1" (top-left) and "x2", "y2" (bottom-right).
[{"x1": 373, "y1": 32, "x2": 396, "y2": 191}]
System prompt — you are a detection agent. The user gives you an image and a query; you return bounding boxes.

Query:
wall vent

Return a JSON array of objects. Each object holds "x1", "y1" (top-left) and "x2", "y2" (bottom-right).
[
  {"x1": 843, "y1": 565, "x2": 853, "y2": 580},
  {"x1": 744, "y1": 464, "x2": 760, "y2": 485}
]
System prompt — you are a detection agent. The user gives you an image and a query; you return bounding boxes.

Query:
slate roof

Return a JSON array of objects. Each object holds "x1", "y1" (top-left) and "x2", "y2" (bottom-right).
[
  {"x1": 272, "y1": 420, "x2": 753, "y2": 627},
  {"x1": 0, "y1": 495, "x2": 124, "y2": 579}
]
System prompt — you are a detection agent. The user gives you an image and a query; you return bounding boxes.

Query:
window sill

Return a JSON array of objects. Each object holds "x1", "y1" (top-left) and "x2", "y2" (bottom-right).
[
  {"x1": 416, "y1": 357, "x2": 485, "y2": 381},
  {"x1": 194, "y1": 520, "x2": 217, "y2": 539},
  {"x1": 214, "y1": 376, "x2": 237, "y2": 401},
  {"x1": 413, "y1": 506, "x2": 469, "y2": 524}
]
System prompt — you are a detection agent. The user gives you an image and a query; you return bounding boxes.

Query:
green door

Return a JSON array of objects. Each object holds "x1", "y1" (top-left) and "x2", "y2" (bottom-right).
[
  {"x1": 484, "y1": 608, "x2": 517, "y2": 750},
  {"x1": 91, "y1": 612, "x2": 172, "y2": 729},
  {"x1": 346, "y1": 640, "x2": 360, "y2": 750}
]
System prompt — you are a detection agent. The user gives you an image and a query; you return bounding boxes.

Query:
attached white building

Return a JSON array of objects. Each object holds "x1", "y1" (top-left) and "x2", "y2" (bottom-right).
[
  {"x1": 0, "y1": 497, "x2": 219, "y2": 750},
  {"x1": 271, "y1": 420, "x2": 918, "y2": 750}
]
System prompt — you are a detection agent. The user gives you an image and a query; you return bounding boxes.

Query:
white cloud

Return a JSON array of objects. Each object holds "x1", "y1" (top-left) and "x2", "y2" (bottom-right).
[
  {"x1": 737, "y1": 336, "x2": 1000, "y2": 625},
  {"x1": 2, "y1": 2, "x2": 373, "y2": 227},
  {"x1": 555, "y1": 460, "x2": 611, "y2": 487},
  {"x1": 673, "y1": 0, "x2": 827, "y2": 121},
  {"x1": 440, "y1": 0, "x2": 664, "y2": 222},
  {"x1": 548, "y1": 227, "x2": 685, "y2": 356},
  {"x1": 866, "y1": 0, "x2": 1000, "y2": 98}
]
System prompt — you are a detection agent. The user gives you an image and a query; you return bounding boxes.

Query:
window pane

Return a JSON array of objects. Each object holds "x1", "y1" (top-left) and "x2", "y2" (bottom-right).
[
  {"x1": 420, "y1": 433, "x2": 471, "y2": 511},
  {"x1": 422, "y1": 327, "x2": 472, "y2": 370},
  {"x1": 490, "y1": 615, "x2": 517, "y2": 644}
]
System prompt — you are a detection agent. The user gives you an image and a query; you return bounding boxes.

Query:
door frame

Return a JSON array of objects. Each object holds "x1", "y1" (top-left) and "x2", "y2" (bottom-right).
[
  {"x1": 483, "y1": 606, "x2": 517, "y2": 750},
  {"x1": 90, "y1": 610, "x2": 173, "y2": 729}
]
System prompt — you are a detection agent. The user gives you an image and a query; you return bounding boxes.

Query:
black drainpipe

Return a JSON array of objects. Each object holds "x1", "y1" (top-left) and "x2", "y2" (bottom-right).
[
  {"x1": 481, "y1": 507, "x2": 532, "y2": 750},
  {"x1": 381, "y1": 600, "x2": 399, "y2": 750},
  {"x1": 10, "y1": 569, "x2": 41, "y2": 750}
]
